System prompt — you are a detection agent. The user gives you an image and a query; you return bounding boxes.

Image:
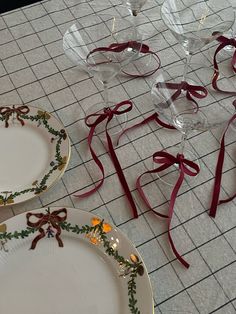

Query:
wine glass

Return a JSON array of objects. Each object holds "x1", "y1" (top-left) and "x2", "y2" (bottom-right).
[
  {"x1": 161, "y1": 0, "x2": 235, "y2": 82},
  {"x1": 206, "y1": 0, "x2": 236, "y2": 66},
  {"x1": 63, "y1": 14, "x2": 140, "y2": 136},
  {"x1": 123, "y1": 0, "x2": 147, "y2": 18},
  {"x1": 219, "y1": 0, "x2": 236, "y2": 56},
  {"x1": 122, "y1": 0, "x2": 156, "y2": 39},
  {"x1": 121, "y1": 0, "x2": 163, "y2": 77},
  {"x1": 151, "y1": 63, "x2": 236, "y2": 185}
]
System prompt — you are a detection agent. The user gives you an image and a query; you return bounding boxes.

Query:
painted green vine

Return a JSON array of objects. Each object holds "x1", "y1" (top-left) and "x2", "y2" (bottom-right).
[
  {"x1": 0, "y1": 107, "x2": 68, "y2": 205},
  {"x1": 0, "y1": 218, "x2": 143, "y2": 314},
  {"x1": 60, "y1": 220, "x2": 143, "y2": 314}
]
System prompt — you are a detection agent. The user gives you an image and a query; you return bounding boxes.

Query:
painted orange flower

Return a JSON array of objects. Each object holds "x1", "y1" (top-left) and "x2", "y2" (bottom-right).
[
  {"x1": 91, "y1": 217, "x2": 112, "y2": 233},
  {"x1": 87, "y1": 217, "x2": 112, "y2": 245}
]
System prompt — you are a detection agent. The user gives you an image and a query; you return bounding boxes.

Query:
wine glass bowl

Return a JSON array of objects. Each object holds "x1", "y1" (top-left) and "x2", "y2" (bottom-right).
[
  {"x1": 161, "y1": 0, "x2": 235, "y2": 55},
  {"x1": 63, "y1": 14, "x2": 140, "y2": 136},
  {"x1": 63, "y1": 15, "x2": 138, "y2": 84},
  {"x1": 151, "y1": 63, "x2": 236, "y2": 131},
  {"x1": 219, "y1": 0, "x2": 236, "y2": 53},
  {"x1": 161, "y1": 0, "x2": 235, "y2": 85}
]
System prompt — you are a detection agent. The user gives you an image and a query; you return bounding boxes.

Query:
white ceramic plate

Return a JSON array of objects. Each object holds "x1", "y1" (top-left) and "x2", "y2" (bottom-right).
[
  {"x1": 0, "y1": 105, "x2": 70, "y2": 206},
  {"x1": 0, "y1": 207, "x2": 154, "y2": 314}
]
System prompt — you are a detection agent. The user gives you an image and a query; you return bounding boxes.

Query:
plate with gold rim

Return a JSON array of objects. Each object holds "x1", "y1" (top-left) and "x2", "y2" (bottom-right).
[
  {"x1": 0, "y1": 207, "x2": 154, "y2": 314},
  {"x1": 0, "y1": 105, "x2": 70, "y2": 206}
]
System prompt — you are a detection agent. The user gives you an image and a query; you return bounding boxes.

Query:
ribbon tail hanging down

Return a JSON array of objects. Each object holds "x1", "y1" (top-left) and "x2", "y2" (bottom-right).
[{"x1": 74, "y1": 101, "x2": 138, "y2": 218}]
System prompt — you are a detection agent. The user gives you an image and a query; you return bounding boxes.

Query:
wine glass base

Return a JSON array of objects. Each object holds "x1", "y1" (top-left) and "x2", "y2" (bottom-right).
[
  {"x1": 85, "y1": 101, "x2": 127, "y2": 138},
  {"x1": 154, "y1": 146, "x2": 200, "y2": 187}
]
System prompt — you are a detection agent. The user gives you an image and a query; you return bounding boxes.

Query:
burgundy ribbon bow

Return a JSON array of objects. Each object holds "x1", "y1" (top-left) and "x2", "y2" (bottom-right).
[
  {"x1": 212, "y1": 35, "x2": 236, "y2": 95},
  {"x1": 87, "y1": 41, "x2": 160, "y2": 78},
  {"x1": 26, "y1": 208, "x2": 67, "y2": 249},
  {"x1": 136, "y1": 151, "x2": 200, "y2": 268},
  {"x1": 155, "y1": 81, "x2": 208, "y2": 110},
  {"x1": 209, "y1": 100, "x2": 236, "y2": 217},
  {"x1": 0, "y1": 105, "x2": 30, "y2": 128},
  {"x1": 74, "y1": 100, "x2": 138, "y2": 218}
]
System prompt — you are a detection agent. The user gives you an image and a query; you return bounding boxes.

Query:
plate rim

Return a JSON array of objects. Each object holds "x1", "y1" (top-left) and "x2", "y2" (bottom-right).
[
  {"x1": 0, "y1": 105, "x2": 71, "y2": 207},
  {"x1": 0, "y1": 206, "x2": 154, "y2": 314}
]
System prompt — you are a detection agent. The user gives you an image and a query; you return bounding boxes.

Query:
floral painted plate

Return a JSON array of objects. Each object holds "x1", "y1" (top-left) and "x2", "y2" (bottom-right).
[
  {"x1": 0, "y1": 105, "x2": 70, "y2": 206},
  {"x1": 0, "y1": 207, "x2": 154, "y2": 314}
]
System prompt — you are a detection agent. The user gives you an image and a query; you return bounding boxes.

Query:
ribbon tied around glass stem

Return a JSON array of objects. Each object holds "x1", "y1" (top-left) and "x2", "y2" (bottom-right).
[
  {"x1": 86, "y1": 41, "x2": 160, "y2": 77},
  {"x1": 212, "y1": 35, "x2": 236, "y2": 95},
  {"x1": 85, "y1": 101, "x2": 133, "y2": 127},
  {"x1": 86, "y1": 41, "x2": 143, "y2": 58},
  {"x1": 136, "y1": 151, "x2": 200, "y2": 268},
  {"x1": 155, "y1": 81, "x2": 208, "y2": 110},
  {"x1": 74, "y1": 100, "x2": 138, "y2": 219},
  {"x1": 0, "y1": 105, "x2": 30, "y2": 128},
  {"x1": 26, "y1": 208, "x2": 67, "y2": 249}
]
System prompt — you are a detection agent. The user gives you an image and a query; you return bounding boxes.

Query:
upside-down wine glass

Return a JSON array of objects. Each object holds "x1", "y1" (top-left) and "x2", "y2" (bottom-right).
[
  {"x1": 121, "y1": 0, "x2": 162, "y2": 77},
  {"x1": 122, "y1": 0, "x2": 156, "y2": 39},
  {"x1": 161, "y1": 0, "x2": 235, "y2": 83},
  {"x1": 63, "y1": 14, "x2": 140, "y2": 135},
  {"x1": 123, "y1": 0, "x2": 147, "y2": 20},
  {"x1": 122, "y1": 0, "x2": 158, "y2": 41},
  {"x1": 151, "y1": 63, "x2": 236, "y2": 185}
]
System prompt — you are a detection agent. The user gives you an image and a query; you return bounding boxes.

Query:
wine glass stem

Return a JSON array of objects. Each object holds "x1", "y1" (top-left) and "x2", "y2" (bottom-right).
[
  {"x1": 179, "y1": 132, "x2": 188, "y2": 155},
  {"x1": 182, "y1": 54, "x2": 192, "y2": 81},
  {"x1": 102, "y1": 82, "x2": 109, "y2": 107},
  {"x1": 131, "y1": 13, "x2": 138, "y2": 28}
]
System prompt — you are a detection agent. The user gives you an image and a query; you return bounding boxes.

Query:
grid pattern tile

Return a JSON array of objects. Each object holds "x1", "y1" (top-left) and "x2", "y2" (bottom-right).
[{"x1": 0, "y1": 0, "x2": 235, "y2": 313}]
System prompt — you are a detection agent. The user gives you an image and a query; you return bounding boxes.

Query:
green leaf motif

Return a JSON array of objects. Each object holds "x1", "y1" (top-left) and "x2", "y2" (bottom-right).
[
  {"x1": 0, "y1": 219, "x2": 143, "y2": 314},
  {"x1": 0, "y1": 108, "x2": 68, "y2": 205}
]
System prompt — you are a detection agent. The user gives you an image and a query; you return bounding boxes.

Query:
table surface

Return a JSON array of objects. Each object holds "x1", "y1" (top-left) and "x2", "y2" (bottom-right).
[{"x1": 0, "y1": 0, "x2": 235, "y2": 313}]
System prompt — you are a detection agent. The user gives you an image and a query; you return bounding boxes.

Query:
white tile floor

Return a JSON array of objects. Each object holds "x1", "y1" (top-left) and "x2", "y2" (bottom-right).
[{"x1": 0, "y1": 0, "x2": 235, "y2": 313}]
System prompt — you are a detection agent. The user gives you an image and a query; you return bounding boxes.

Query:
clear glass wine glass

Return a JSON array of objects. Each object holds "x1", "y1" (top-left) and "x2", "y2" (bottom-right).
[
  {"x1": 121, "y1": 0, "x2": 161, "y2": 78},
  {"x1": 63, "y1": 14, "x2": 140, "y2": 136},
  {"x1": 123, "y1": 0, "x2": 147, "y2": 19},
  {"x1": 151, "y1": 63, "x2": 236, "y2": 185},
  {"x1": 161, "y1": 0, "x2": 235, "y2": 82},
  {"x1": 214, "y1": 2, "x2": 236, "y2": 61}
]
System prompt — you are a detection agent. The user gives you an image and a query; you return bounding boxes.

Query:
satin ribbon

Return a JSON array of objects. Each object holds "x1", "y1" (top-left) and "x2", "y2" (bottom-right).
[
  {"x1": 212, "y1": 35, "x2": 236, "y2": 95},
  {"x1": 155, "y1": 81, "x2": 208, "y2": 110},
  {"x1": 87, "y1": 41, "x2": 160, "y2": 78},
  {"x1": 117, "y1": 112, "x2": 175, "y2": 146},
  {"x1": 26, "y1": 208, "x2": 67, "y2": 249},
  {"x1": 121, "y1": 43, "x2": 161, "y2": 78},
  {"x1": 74, "y1": 101, "x2": 138, "y2": 218},
  {"x1": 209, "y1": 100, "x2": 236, "y2": 217},
  {"x1": 0, "y1": 105, "x2": 30, "y2": 128},
  {"x1": 136, "y1": 151, "x2": 200, "y2": 268}
]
